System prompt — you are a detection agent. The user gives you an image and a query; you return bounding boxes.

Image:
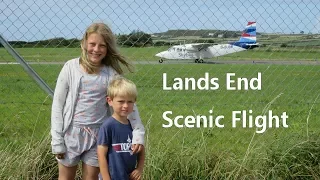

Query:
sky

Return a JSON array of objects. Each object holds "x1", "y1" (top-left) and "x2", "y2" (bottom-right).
[{"x1": 1, "y1": 0, "x2": 320, "y2": 41}]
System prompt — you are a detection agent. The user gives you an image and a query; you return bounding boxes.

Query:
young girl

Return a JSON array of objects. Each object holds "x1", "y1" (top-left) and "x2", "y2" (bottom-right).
[{"x1": 51, "y1": 23, "x2": 145, "y2": 180}]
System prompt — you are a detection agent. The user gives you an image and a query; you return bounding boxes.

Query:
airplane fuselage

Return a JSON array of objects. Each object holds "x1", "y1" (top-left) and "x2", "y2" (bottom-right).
[{"x1": 155, "y1": 43, "x2": 247, "y2": 60}]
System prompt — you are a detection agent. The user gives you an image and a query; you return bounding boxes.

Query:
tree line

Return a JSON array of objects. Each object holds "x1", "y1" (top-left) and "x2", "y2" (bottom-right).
[
  {"x1": 1, "y1": 29, "x2": 244, "y2": 48},
  {"x1": 0, "y1": 31, "x2": 154, "y2": 48}
]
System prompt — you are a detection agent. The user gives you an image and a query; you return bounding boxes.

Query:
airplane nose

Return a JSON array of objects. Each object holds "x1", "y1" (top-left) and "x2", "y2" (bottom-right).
[{"x1": 155, "y1": 52, "x2": 162, "y2": 57}]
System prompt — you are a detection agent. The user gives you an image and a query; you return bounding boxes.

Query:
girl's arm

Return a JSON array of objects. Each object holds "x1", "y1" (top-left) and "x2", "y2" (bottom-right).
[
  {"x1": 51, "y1": 62, "x2": 69, "y2": 154},
  {"x1": 128, "y1": 104, "x2": 145, "y2": 145}
]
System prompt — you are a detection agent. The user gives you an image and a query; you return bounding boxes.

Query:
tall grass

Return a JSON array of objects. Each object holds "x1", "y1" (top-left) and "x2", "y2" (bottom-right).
[
  {"x1": 1, "y1": 128, "x2": 319, "y2": 179},
  {"x1": 0, "y1": 134, "x2": 57, "y2": 180},
  {"x1": 1, "y1": 98, "x2": 319, "y2": 178}
]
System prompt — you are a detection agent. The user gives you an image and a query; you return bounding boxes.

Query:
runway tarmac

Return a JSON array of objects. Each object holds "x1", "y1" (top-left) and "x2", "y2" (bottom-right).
[
  {"x1": 0, "y1": 59, "x2": 319, "y2": 65},
  {"x1": 136, "y1": 60, "x2": 320, "y2": 65}
]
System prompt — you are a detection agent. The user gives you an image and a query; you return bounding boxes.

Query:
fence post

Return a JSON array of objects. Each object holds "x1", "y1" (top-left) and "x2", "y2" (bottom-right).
[{"x1": 0, "y1": 35, "x2": 54, "y2": 97}]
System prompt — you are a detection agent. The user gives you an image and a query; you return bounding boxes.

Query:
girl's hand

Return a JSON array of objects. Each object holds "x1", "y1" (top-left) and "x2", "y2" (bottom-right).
[
  {"x1": 56, "y1": 153, "x2": 65, "y2": 159},
  {"x1": 131, "y1": 144, "x2": 144, "y2": 154}
]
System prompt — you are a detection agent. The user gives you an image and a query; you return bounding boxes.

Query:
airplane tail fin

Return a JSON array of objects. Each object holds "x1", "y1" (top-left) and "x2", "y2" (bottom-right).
[
  {"x1": 238, "y1": 22, "x2": 257, "y2": 43},
  {"x1": 232, "y1": 22, "x2": 259, "y2": 49}
]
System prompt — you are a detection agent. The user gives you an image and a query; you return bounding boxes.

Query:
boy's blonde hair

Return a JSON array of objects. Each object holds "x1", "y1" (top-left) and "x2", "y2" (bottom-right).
[
  {"x1": 107, "y1": 76, "x2": 137, "y2": 100},
  {"x1": 80, "y1": 23, "x2": 133, "y2": 74}
]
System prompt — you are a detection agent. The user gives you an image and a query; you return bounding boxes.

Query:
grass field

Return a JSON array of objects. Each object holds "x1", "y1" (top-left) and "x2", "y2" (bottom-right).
[
  {"x1": 0, "y1": 42, "x2": 320, "y2": 178},
  {"x1": 0, "y1": 60, "x2": 319, "y2": 178}
]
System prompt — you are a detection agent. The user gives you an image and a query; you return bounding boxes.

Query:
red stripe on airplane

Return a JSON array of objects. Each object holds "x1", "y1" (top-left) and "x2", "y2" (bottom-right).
[
  {"x1": 247, "y1": 22, "x2": 256, "y2": 25},
  {"x1": 241, "y1": 33, "x2": 251, "y2": 37}
]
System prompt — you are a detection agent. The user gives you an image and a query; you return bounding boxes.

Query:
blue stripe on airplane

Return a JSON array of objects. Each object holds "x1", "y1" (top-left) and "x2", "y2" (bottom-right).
[{"x1": 230, "y1": 41, "x2": 257, "y2": 49}]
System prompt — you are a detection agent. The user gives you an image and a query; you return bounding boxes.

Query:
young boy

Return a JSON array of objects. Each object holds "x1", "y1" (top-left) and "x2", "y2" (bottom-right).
[{"x1": 97, "y1": 76, "x2": 145, "y2": 180}]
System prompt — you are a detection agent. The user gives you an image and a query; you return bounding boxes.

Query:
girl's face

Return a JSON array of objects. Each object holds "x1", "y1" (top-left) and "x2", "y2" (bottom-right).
[{"x1": 86, "y1": 33, "x2": 107, "y2": 65}]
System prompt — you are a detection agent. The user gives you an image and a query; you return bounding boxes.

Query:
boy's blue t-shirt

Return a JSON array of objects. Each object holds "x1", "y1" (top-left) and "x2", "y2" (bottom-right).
[{"x1": 97, "y1": 116, "x2": 137, "y2": 180}]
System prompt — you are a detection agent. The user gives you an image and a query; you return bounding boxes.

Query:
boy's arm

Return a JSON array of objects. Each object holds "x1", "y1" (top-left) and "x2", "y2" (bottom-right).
[
  {"x1": 137, "y1": 146, "x2": 145, "y2": 171},
  {"x1": 97, "y1": 145, "x2": 111, "y2": 180},
  {"x1": 130, "y1": 146, "x2": 145, "y2": 180},
  {"x1": 127, "y1": 103, "x2": 145, "y2": 145}
]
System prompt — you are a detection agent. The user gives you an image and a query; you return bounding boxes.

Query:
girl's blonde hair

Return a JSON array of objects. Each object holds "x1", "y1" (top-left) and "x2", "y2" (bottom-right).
[{"x1": 80, "y1": 23, "x2": 133, "y2": 74}]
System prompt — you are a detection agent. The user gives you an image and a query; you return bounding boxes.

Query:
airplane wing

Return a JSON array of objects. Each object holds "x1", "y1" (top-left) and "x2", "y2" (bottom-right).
[{"x1": 191, "y1": 43, "x2": 217, "y2": 51}]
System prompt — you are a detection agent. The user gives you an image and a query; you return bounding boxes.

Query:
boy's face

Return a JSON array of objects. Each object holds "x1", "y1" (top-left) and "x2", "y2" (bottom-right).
[{"x1": 107, "y1": 95, "x2": 136, "y2": 118}]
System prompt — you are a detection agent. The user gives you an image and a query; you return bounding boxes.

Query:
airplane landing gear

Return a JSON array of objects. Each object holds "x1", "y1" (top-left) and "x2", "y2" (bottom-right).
[
  {"x1": 159, "y1": 59, "x2": 163, "y2": 63},
  {"x1": 195, "y1": 59, "x2": 204, "y2": 63}
]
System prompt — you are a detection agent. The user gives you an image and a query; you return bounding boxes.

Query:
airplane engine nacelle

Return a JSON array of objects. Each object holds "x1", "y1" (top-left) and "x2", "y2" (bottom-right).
[{"x1": 185, "y1": 47, "x2": 195, "y2": 51}]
